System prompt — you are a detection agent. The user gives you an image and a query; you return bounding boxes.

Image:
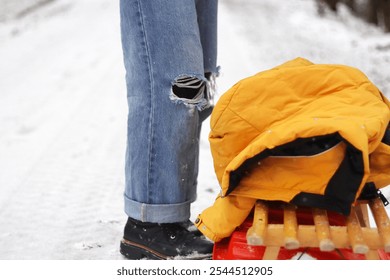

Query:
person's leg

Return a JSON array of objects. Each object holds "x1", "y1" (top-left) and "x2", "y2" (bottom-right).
[
  {"x1": 121, "y1": 0, "x2": 211, "y2": 223},
  {"x1": 194, "y1": 0, "x2": 219, "y2": 196},
  {"x1": 119, "y1": 0, "x2": 218, "y2": 259},
  {"x1": 196, "y1": 0, "x2": 218, "y2": 75}
]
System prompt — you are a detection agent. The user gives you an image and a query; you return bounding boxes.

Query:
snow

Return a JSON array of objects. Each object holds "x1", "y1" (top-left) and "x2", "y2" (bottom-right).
[{"x1": 0, "y1": 0, "x2": 389, "y2": 260}]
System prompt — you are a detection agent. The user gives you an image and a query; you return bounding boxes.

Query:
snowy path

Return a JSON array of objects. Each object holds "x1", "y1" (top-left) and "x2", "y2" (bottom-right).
[
  {"x1": 0, "y1": 0, "x2": 389, "y2": 259},
  {"x1": 0, "y1": 0, "x2": 127, "y2": 259}
]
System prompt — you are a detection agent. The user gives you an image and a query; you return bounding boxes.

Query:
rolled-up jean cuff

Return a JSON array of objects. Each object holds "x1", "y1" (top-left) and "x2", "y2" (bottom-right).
[{"x1": 124, "y1": 194, "x2": 192, "y2": 223}]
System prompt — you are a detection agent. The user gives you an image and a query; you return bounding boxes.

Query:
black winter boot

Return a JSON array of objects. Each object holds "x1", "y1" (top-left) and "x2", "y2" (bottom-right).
[
  {"x1": 179, "y1": 219, "x2": 203, "y2": 236},
  {"x1": 120, "y1": 218, "x2": 213, "y2": 260}
]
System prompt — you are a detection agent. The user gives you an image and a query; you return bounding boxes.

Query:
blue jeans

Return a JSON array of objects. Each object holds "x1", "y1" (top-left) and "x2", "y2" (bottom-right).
[{"x1": 120, "y1": 0, "x2": 218, "y2": 223}]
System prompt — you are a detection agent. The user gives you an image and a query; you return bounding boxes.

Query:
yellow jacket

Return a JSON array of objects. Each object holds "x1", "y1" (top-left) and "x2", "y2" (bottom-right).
[{"x1": 196, "y1": 58, "x2": 390, "y2": 242}]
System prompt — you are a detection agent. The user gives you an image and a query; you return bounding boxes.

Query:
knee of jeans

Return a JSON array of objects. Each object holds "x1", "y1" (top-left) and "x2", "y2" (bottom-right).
[{"x1": 170, "y1": 73, "x2": 217, "y2": 111}]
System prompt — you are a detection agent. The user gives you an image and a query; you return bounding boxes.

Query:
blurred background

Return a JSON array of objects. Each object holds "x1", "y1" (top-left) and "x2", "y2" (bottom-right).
[{"x1": 317, "y1": 0, "x2": 390, "y2": 32}]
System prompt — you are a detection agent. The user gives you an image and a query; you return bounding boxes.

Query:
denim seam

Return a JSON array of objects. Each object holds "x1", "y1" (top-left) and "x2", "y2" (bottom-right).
[
  {"x1": 124, "y1": 193, "x2": 192, "y2": 223},
  {"x1": 136, "y1": 0, "x2": 155, "y2": 205}
]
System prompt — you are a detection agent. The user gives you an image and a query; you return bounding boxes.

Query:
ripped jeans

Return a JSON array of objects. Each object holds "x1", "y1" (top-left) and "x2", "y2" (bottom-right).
[{"x1": 120, "y1": 0, "x2": 218, "y2": 223}]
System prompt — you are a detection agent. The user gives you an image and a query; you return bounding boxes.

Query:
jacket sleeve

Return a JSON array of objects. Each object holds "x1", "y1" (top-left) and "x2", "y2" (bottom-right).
[{"x1": 195, "y1": 195, "x2": 257, "y2": 242}]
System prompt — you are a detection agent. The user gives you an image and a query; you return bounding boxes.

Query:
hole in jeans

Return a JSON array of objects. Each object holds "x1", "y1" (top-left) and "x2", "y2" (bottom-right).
[
  {"x1": 172, "y1": 76, "x2": 206, "y2": 99},
  {"x1": 170, "y1": 74, "x2": 215, "y2": 111}
]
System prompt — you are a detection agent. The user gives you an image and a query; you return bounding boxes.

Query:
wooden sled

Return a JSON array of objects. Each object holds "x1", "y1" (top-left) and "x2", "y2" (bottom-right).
[{"x1": 212, "y1": 198, "x2": 390, "y2": 260}]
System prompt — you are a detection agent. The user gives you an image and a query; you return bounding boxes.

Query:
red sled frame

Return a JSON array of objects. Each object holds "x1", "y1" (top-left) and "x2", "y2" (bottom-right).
[{"x1": 212, "y1": 199, "x2": 390, "y2": 260}]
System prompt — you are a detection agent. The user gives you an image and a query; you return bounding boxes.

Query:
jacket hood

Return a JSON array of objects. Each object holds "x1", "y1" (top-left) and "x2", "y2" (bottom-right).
[{"x1": 209, "y1": 58, "x2": 390, "y2": 214}]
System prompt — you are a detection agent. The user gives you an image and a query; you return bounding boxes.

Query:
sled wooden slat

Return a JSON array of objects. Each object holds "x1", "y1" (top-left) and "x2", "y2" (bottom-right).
[
  {"x1": 262, "y1": 246, "x2": 280, "y2": 260},
  {"x1": 346, "y1": 206, "x2": 369, "y2": 254},
  {"x1": 369, "y1": 198, "x2": 390, "y2": 252},
  {"x1": 355, "y1": 203, "x2": 370, "y2": 227},
  {"x1": 246, "y1": 200, "x2": 268, "y2": 245},
  {"x1": 365, "y1": 250, "x2": 380, "y2": 260},
  {"x1": 312, "y1": 208, "x2": 335, "y2": 252},
  {"x1": 263, "y1": 224, "x2": 382, "y2": 249},
  {"x1": 246, "y1": 199, "x2": 390, "y2": 258},
  {"x1": 283, "y1": 204, "x2": 300, "y2": 249}
]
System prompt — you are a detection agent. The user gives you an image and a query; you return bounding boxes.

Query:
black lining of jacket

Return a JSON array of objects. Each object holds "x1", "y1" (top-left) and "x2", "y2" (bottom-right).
[
  {"x1": 227, "y1": 133, "x2": 365, "y2": 215},
  {"x1": 382, "y1": 123, "x2": 390, "y2": 145}
]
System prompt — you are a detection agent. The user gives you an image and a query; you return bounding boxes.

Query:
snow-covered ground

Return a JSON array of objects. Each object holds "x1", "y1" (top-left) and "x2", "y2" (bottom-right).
[{"x1": 0, "y1": 0, "x2": 389, "y2": 260}]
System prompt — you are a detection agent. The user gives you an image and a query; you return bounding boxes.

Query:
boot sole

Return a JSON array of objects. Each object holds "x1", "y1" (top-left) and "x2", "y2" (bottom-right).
[{"x1": 120, "y1": 239, "x2": 212, "y2": 260}]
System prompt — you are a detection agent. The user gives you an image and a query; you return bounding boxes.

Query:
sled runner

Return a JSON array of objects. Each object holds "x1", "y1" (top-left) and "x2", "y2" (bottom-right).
[{"x1": 212, "y1": 198, "x2": 390, "y2": 260}]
